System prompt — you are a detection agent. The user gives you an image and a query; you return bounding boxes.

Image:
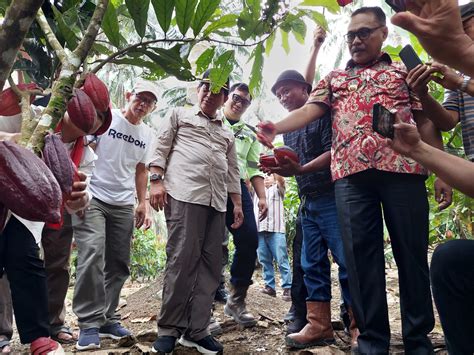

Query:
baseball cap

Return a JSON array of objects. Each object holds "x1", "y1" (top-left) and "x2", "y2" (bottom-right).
[
  {"x1": 460, "y1": 2, "x2": 474, "y2": 22},
  {"x1": 200, "y1": 69, "x2": 230, "y2": 94},
  {"x1": 271, "y1": 70, "x2": 312, "y2": 95},
  {"x1": 132, "y1": 80, "x2": 160, "y2": 101}
]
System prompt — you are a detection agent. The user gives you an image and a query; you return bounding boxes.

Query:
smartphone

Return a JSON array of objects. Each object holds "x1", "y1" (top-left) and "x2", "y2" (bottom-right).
[
  {"x1": 372, "y1": 103, "x2": 395, "y2": 139},
  {"x1": 399, "y1": 44, "x2": 423, "y2": 72},
  {"x1": 385, "y1": 0, "x2": 407, "y2": 12}
]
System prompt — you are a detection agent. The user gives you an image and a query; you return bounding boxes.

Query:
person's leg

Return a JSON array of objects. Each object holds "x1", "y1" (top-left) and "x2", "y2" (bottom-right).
[
  {"x1": 271, "y1": 232, "x2": 292, "y2": 290},
  {"x1": 42, "y1": 213, "x2": 76, "y2": 342},
  {"x1": 257, "y1": 232, "x2": 276, "y2": 291},
  {"x1": 103, "y1": 204, "x2": 134, "y2": 328},
  {"x1": 431, "y1": 240, "x2": 474, "y2": 355},
  {"x1": 379, "y1": 172, "x2": 434, "y2": 355},
  {"x1": 335, "y1": 171, "x2": 389, "y2": 354},
  {"x1": 0, "y1": 275, "x2": 13, "y2": 351},
  {"x1": 2, "y1": 217, "x2": 50, "y2": 344}
]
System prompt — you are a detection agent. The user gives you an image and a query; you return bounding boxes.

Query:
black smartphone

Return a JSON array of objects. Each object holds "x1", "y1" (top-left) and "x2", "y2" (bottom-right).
[
  {"x1": 399, "y1": 44, "x2": 423, "y2": 71},
  {"x1": 385, "y1": 0, "x2": 407, "y2": 12},
  {"x1": 372, "y1": 103, "x2": 395, "y2": 139}
]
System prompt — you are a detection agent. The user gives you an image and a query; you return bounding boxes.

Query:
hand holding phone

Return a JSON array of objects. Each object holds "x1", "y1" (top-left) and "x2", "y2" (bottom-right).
[
  {"x1": 399, "y1": 44, "x2": 423, "y2": 72},
  {"x1": 372, "y1": 103, "x2": 395, "y2": 139}
]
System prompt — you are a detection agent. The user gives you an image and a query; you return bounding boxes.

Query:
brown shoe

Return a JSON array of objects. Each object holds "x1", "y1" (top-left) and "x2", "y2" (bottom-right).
[
  {"x1": 224, "y1": 285, "x2": 257, "y2": 327},
  {"x1": 348, "y1": 307, "x2": 360, "y2": 351},
  {"x1": 285, "y1": 301, "x2": 335, "y2": 349},
  {"x1": 260, "y1": 285, "x2": 276, "y2": 297},
  {"x1": 282, "y1": 288, "x2": 291, "y2": 302}
]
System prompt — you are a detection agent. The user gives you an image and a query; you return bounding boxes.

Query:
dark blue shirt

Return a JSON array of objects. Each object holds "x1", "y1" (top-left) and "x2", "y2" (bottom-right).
[{"x1": 283, "y1": 112, "x2": 333, "y2": 196}]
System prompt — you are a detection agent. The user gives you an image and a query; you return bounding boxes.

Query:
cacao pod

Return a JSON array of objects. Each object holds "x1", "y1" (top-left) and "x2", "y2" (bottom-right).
[
  {"x1": 94, "y1": 107, "x2": 112, "y2": 136},
  {"x1": 0, "y1": 202, "x2": 7, "y2": 234},
  {"x1": 82, "y1": 73, "x2": 110, "y2": 112},
  {"x1": 67, "y1": 89, "x2": 98, "y2": 133},
  {"x1": 43, "y1": 133, "x2": 75, "y2": 196},
  {"x1": 274, "y1": 145, "x2": 300, "y2": 164},
  {"x1": 0, "y1": 141, "x2": 62, "y2": 223},
  {"x1": 337, "y1": 0, "x2": 353, "y2": 6},
  {"x1": 0, "y1": 83, "x2": 37, "y2": 116},
  {"x1": 259, "y1": 154, "x2": 279, "y2": 168}
]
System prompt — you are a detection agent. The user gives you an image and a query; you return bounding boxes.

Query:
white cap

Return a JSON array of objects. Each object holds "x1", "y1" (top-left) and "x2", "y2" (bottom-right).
[{"x1": 132, "y1": 79, "x2": 160, "y2": 101}]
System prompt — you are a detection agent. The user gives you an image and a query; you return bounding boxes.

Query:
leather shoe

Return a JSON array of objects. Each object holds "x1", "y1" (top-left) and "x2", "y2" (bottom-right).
[{"x1": 260, "y1": 285, "x2": 276, "y2": 297}]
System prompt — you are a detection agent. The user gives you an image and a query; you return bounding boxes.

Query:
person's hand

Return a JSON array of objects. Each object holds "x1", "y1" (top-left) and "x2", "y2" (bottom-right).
[
  {"x1": 0, "y1": 132, "x2": 21, "y2": 142},
  {"x1": 135, "y1": 202, "x2": 147, "y2": 229},
  {"x1": 149, "y1": 181, "x2": 167, "y2": 211},
  {"x1": 434, "y1": 178, "x2": 453, "y2": 211},
  {"x1": 272, "y1": 156, "x2": 303, "y2": 177},
  {"x1": 231, "y1": 204, "x2": 244, "y2": 229},
  {"x1": 406, "y1": 64, "x2": 438, "y2": 98},
  {"x1": 256, "y1": 121, "x2": 276, "y2": 148},
  {"x1": 386, "y1": 114, "x2": 422, "y2": 157},
  {"x1": 142, "y1": 203, "x2": 153, "y2": 230},
  {"x1": 65, "y1": 171, "x2": 89, "y2": 211},
  {"x1": 313, "y1": 26, "x2": 326, "y2": 49},
  {"x1": 258, "y1": 197, "x2": 268, "y2": 221},
  {"x1": 430, "y1": 62, "x2": 463, "y2": 91}
]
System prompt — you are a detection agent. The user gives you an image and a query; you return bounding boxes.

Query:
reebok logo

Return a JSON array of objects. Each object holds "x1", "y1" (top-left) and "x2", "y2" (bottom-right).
[{"x1": 108, "y1": 129, "x2": 146, "y2": 149}]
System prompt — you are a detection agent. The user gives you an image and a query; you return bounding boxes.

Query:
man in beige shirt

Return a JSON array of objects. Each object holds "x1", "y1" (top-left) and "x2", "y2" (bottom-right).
[{"x1": 148, "y1": 70, "x2": 243, "y2": 354}]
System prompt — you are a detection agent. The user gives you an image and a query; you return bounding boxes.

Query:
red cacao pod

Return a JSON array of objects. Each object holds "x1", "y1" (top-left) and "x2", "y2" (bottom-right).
[
  {"x1": 337, "y1": 0, "x2": 353, "y2": 6},
  {"x1": 259, "y1": 154, "x2": 279, "y2": 168},
  {"x1": 0, "y1": 141, "x2": 62, "y2": 223},
  {"x1": 274, "y1": 145, "x2": 300, "y2": 164},
  {"x1": 67, "y1": 89, "x2": 98, "y2": 133},
  {"x1": 82, "y1": 73, "x2": 110, "y2": 112},
  {"x1": 0, "y1": 83, "x2": 37, "y2": 116},
  {"x1": 43, "y1": 133, "x2": 75, "y2": 196}
]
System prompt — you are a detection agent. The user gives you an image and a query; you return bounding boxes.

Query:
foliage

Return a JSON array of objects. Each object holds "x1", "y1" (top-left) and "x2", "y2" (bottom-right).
[{"x1": 130, "y1": 228, "x2": 167, "y2": 281}]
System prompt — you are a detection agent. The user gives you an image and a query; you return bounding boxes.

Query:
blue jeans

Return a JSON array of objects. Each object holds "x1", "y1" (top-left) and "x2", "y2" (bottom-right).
[
  {"x1": 301, "y1": 191, "x2": 351, "y2": 305},
  {"x1": 257, "y1": 232, "x2": 292, "y2": 290}
]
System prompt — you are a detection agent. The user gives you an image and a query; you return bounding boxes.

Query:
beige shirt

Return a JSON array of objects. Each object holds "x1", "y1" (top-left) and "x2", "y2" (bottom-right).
[{"x1": 149, "y1": 106, "x2": 241, "y2": 212}]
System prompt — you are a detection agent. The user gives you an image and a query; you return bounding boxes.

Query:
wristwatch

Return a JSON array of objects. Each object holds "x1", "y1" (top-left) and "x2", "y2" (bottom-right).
[
  {"x1": 150, "y1": 173, "x2": 163, "y2": 182},
  {"x1": 460, "y1": 76, "x2": 471, "y2": 93}
]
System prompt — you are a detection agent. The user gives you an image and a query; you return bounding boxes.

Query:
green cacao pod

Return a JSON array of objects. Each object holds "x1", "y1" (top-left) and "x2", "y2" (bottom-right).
[
  {"x1": 66, "y1": 89, "x2": 97, "y2": 133},
  {"x1": 0, "y1": 83, "x2": 37, "y2": 116},
  {"x1": 82, "y1": 73, "x2": 110, "y2": 112},
  {"x1": 0, "y1": 141, "x2": 62, "y2": 223},
  {"x1": 43, "y1": 133, "x2": 75, "y2": 196}
]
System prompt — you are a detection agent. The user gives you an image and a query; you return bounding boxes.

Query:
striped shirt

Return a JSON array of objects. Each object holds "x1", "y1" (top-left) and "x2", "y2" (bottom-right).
[
  {"x1": 443, "y1": 89, "x2": 474, "y2": 161},
  {"x1": 254, "y1": 184, "x2": 285, "y2": 233}
]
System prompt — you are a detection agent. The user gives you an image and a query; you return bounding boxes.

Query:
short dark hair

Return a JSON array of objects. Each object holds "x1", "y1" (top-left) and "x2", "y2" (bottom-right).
[
  {"x1": 229, "y1": 82, "x2": 252, "y2": 101},
  {"x1": 351, "y1": 6, "x2": 386, "y2": 26}
]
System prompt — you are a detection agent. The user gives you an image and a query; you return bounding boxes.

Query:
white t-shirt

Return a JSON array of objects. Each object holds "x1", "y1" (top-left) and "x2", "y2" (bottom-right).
[{"x1": 89, "y1": 109, "x2": 155, "y2": 206}]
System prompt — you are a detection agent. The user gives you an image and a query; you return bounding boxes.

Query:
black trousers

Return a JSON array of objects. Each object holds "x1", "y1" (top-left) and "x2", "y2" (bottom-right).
[
  {"x1": 335, "y1": 170, "x2": 434, "y2": 354},
  {"x1": 431, "y1": 240, "x2": 474, "y2": 355},
  {"x1": 290, "y1": 210, "x2": 308, "y2": 319},
  {"x1": 0, "y1": 217, "x2": 50, "y2": 343}
]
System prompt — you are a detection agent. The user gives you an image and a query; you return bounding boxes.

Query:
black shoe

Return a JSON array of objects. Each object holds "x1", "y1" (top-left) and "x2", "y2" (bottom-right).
[
  {"x1": 151, "y1": 336, "x2": 176, "y2": 354},
  {"x1": 214, "y1": 284, "x2": 228, "y2": 303},
  {"x1": 284, "y1": 304, "x2": 296, "y2": 322},
  {"x1": 286, "y1": 317, "x2": 307, "y2": 335},
  {"x1": 179, "y1": 335, "x2": 223, "y2": 354}
]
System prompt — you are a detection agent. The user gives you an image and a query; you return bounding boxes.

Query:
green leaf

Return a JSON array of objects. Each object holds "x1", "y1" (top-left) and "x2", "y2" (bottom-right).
[
  {"x1": 112, "y1": 57, "x2": 165, "y2": 75},
  {"x1": 202, "y1": 14, "x2": 238, "y2": 37},
  {"x1": 125, "y1": 0, "x2": 150, "y2": 38},
  {"x1": 51, "y1": 5, "x2": 79, "y2": 49},
  {"x1": 151, "y1": 0, "x2": 175, "y2": 34},
  {"x1": 265, "y1": 31, "x2": 275, "y2": 56},
  {"x1": 195, "y1": 47, "x2": 215, "y2": 76},
  {"x1": 291, "y1": 17, "x2": 306, "y2": 44},
  {"x1": 145, "y1": 45, "x2": 195, "y2": 80},
  {"x1": 298, "y1": 0, "x2": 340, "y2": 14},
  {"x1": 249, "y1": 44, "x2": 264, "y2": 97},
  {"x1": 303, "y1": 10, "x2": 329, "y2": 31},
  {"x1": 102, "y1": 1, "x2": 121, "y2": 47},
  {"x1": 192, "y1": 0, "x2": 220, "y2": 37},
  {"x1": 280, "y1": 28, "x2": 290, "y2": 54},
  {"x1": 175, "y1": 0, "x2": 199, "y2": 36},
  {"x1": 209, "y1": 50, "x2": 235, "y2": 93},
  {"x1": 91, "y1": 43, "x2": 113, "y2": 56}
]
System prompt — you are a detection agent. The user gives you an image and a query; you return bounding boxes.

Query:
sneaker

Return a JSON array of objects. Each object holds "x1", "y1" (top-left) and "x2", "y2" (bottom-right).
[
  {"x1": 99, "y1": 323, "x2": 132, "y2": 339},
  {"x1": 209, "y1": 317, "x2": 223, "y2": 336},
  {"x1": 30, "y1": 337, "x2": 64, "y2": 355},
  {"x1": 282, "y1": 288, "x2": 291, "y2": 302},
  {"x1": 179, "y1": 335, "x2": 223, "y2": 354},
  {"x1": 151, "y1": 336, "x2": 177, "y2": 354},
  {"x1": 214, "y1": 284, "x2": 228, "y2": 304},
  {"x1": 260, "y1": 285, "x2": 276, "y2": 297},
  {"x1": 76, "y1": 328, "x2": 100, "y2": 351}
]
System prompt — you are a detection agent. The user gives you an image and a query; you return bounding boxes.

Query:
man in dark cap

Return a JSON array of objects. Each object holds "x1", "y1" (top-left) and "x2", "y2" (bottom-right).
[{"x1": 264, "y1": 69, "x2": 358, "y2": 350}]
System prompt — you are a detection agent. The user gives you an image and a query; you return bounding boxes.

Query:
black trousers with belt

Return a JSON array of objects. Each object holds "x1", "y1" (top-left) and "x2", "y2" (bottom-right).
[{"x1": 335, "y1": 169, "x2": 434, "y2": 354}]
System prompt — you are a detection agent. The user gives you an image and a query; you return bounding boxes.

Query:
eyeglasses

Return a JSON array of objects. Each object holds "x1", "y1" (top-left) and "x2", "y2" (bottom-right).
[
  {"x1": 232, "y1": 93, "x2": 251, "y2": 108},
  {"x1": 134, "y1": 93, "x2": 157, "y2": 107},
  {"x1": 344, "y1": 25, "x2": 384, "y2": 43}
]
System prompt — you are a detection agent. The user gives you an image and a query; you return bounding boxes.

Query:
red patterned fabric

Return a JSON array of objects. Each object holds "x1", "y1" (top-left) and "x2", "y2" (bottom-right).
[{"x1": 308, "y1": 53, "x2": 427, "y2": 181}]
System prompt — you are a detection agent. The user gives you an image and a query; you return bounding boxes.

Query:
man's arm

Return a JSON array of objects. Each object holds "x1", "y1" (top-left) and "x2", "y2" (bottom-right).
[
  {"x1": 304, "y1": 26, "x2": 326, "y2": 85},
  {"x1": 275, "y1": 174, "x2": 285, "y2": 197},
  {"x1": 251, "y1": 176, "x2": 267, "y2": 221},
  {"x1": 135, "y1": 162, "x2": 148, "y2": 228},
  {"x1": 227, "y1": 138, "x2": 243, "y2": 229}
]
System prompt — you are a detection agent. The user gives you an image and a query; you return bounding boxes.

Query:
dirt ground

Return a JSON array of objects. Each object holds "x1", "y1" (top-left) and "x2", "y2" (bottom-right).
[{"x1": 11, "y1": 264, "x2": 447, "y2": 354}]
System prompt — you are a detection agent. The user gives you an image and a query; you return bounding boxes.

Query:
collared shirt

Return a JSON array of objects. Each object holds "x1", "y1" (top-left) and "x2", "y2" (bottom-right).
[
  {"x1": 283, "y1": 112, "x2": 333, "y2": 196},
  {"x1": 254, "y1": 184, "x2": 285, "y2": 233},
  {"x1": 443, "y1": 88, "x2": 474, "y2": 161},
  {"x1": 149, "y1": 106, "x2": 241, "y2": 212},
  {"x1": 224, "y1": 117, "x2": 264, "y2": 180},
  {"x1": 308, "y1": 53, "x2": 426, "y2": 181}
]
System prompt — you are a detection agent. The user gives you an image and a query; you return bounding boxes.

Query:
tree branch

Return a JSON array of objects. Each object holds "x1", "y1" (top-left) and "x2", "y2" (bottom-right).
[
  {"x1": 0, "y1": 0, "x2": 45, "y2": 92},
  {"x1": 35, "y1": 8, "x2": 67, "y2": 63}
]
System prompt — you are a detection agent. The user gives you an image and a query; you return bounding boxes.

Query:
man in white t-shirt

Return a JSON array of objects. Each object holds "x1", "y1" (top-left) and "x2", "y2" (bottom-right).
[{"x1": 72, "y1": 81, "x2": 158, "y2": 351}]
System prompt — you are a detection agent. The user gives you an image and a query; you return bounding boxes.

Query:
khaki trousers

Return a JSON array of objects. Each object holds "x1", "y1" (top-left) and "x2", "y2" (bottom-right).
[{"x1": 158, "y1": 197, "x2": 225, "y2": 341}]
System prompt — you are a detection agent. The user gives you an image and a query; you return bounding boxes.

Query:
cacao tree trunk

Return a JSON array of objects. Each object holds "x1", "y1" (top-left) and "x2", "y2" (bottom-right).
[{"x1": 0, "y1": 0, "x2": 44, "y2": 92}]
